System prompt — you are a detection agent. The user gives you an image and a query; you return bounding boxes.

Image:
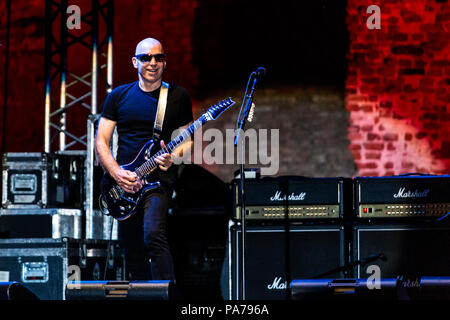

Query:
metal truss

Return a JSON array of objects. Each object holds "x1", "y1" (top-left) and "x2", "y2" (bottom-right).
[
  {"x1": 44, "y1": 0, "x2": 117, "y2": 240},
  {"x1": 44, "y1": 0, "x2": 114, "y2": 152}
]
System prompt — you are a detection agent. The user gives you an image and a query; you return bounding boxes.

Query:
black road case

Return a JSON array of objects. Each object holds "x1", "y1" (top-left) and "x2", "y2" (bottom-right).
[{"x1": 0, "y1": 238, "x2": 125, "y2": 300}]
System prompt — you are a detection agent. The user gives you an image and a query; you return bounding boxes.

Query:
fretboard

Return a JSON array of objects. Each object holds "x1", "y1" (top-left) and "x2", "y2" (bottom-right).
[{"x1": 135, "y1": 115, "x2": 207, "y2": 178}]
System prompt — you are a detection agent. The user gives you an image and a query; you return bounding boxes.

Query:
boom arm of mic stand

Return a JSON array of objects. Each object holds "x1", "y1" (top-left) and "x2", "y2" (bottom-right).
[{"x1": 311, "y1": 254, "x2": 387, "y2": 279}]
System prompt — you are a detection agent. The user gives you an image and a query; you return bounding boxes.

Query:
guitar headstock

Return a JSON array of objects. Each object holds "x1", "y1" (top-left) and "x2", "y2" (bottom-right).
[{"x1": 204, "y1": 98, "x2": 235, "y2": 121}]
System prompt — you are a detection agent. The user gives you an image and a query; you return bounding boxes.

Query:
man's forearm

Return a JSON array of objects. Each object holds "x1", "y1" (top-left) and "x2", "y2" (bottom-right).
[{"x1": 95, "y1": 140, "x2": 120, "y2": 178}]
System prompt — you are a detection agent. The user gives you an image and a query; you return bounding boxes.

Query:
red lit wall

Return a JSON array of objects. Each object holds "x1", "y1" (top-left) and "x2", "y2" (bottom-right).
[
  {"x1": 113, "y1": 0, "x2": 199, "y2": 93},
  {"x1": 1, "y1": 0, "x2": 449, "y2": 179},
  {"x1": 0, "y1": 0, "x2": 46, "y2": 153},
  {"x1": 346, "y1": 0, "x2": 450, "y2": 176}
]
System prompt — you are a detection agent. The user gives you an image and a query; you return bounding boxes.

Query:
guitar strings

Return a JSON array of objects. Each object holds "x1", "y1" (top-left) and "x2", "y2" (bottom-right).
[{"x1": 134, "y1": 115, "x2": 207, "y2": 178}]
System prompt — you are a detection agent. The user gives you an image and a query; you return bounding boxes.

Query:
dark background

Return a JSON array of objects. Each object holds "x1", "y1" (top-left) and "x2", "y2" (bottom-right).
[{"x1": 192, "y1": 0, "x2": 348, "y2": 91}]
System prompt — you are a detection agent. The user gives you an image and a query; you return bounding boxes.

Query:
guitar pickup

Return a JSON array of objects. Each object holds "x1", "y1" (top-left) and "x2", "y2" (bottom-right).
[{"x1": 109, "y1": 187, "x2": 120, "y2": 200}]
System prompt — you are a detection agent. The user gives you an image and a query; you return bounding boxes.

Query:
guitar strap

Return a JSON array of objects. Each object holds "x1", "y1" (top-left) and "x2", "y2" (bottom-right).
[{"x1": 153, "y1": 81, "x2": 169, "y2": 145}]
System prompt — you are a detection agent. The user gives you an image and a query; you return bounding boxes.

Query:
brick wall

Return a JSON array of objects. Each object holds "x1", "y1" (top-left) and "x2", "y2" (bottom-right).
[
  {"x1": 193, "y1": 86, "x2": 356, "y2": 182},
  {"x1": 346, "y1": 0, "x2": 450, "y2": 176}
]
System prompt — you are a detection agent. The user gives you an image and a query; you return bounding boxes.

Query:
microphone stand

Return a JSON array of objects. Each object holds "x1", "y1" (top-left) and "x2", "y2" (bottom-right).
[
  {"x1": 234, "y1": 71, "x2": 261, "y2": 300},
  {"x1": 311, "y1": 253, "x2": 387, "y2": 279}
]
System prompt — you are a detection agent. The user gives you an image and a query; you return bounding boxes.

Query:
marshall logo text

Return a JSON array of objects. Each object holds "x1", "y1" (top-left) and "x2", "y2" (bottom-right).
[
  {"x1": 267, "y1": 277, "x2": 287, "y2": 290},
  {"x1": 270, "y1": 191, "x2": 306, "y2": 202},
  {"x1": 393, "y1": 188, "x2": 430, "y2": 199}
]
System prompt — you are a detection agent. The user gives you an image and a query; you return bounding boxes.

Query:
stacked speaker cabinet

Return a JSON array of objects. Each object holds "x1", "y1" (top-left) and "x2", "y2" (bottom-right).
[
  {"x1": 227, "y1": 176, "x2": 352, "y2": 300},
  {"x1": 227, "y1": 221, "x2": 346, "y2": 300},
  {"x1": 352, "y1": 175, "x2": 450, "y2": 280},
  {"x1": 228, "y1": 174, "x2": 450, "y2": 300}
]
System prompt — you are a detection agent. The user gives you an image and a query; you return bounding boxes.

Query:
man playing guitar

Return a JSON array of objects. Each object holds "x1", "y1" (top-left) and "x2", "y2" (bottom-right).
[{"x1": 95, "y1": 37, "x2": 193, "y2": 281}]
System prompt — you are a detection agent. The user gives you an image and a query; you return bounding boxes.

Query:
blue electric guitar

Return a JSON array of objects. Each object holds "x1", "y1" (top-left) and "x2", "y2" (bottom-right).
[{"x1": 99, "y1": 98, "x2": 235, "y2": 220}]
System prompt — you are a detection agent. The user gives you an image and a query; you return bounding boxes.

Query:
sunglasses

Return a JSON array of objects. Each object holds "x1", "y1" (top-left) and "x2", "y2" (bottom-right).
[{"x1": 135, "y1": 53, "x2": 166, "y2": 63}]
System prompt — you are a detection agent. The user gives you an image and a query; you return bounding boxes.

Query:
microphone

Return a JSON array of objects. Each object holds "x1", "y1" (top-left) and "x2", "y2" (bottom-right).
[{"x1": 253, "y1": 67, "x2": 266, "y2": 79}]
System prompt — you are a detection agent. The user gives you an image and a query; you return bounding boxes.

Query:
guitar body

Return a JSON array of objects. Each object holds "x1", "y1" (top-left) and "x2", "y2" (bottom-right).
[{"x1": 100, "y1": 140, "x2": 161, "y2": 221}]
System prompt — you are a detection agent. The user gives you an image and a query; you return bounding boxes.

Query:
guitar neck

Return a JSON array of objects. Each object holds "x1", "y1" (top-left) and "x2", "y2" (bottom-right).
[{"x1": 135, "y1": 115, "x2": 207, "y2": 178}]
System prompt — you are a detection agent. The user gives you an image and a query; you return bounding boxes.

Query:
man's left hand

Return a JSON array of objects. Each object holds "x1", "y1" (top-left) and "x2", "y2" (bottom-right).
[{"x1": 155, "y1": 140, "x2": 173, "y2": 171}]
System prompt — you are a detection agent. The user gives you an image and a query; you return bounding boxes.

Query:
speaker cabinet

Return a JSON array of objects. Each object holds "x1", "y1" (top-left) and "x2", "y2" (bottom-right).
[
  {"x1": 228, "y1": 222, "x2": 345, "y2": 300},
  {"x1": 353, "y1": 223, "x2": 450, "y2": 278}
]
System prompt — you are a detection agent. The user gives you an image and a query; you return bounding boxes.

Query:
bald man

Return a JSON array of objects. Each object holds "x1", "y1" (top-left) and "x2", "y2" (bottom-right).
[{"x1": 95, "y1": 38, "x2": 193, "y2": 281}]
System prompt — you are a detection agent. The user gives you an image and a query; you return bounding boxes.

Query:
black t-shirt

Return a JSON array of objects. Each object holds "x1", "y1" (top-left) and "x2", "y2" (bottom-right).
[{"x1": 101, "y1": 81, "x2": 193, "y2": 165}]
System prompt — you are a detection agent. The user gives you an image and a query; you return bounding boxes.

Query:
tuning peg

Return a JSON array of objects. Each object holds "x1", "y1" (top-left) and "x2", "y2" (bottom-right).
[{"x1": 248, "y1": 103, "x2": 255, "y2": 122}]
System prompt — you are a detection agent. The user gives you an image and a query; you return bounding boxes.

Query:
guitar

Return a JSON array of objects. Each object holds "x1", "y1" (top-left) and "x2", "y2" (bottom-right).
[{"x1": 99, "y1": 97, "x2": 235, "y2": 221}]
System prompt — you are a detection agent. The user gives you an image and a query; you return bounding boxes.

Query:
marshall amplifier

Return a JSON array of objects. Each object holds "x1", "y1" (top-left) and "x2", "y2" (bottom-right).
[
  {"x1": 232, "y1": 176, "x2": 352, "y2": 220},
  {"x1": 355, "y1": 175, "x2": 450, "y2": 219},
  {"x1": 227, "y1": 221, "x2": 345, "y2": 300}
]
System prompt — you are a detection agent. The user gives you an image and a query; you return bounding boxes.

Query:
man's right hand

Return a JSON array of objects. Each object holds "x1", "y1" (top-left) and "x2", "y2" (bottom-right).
[{"x1": 112, "y1": 168, "x2": 143, "y2": 194}]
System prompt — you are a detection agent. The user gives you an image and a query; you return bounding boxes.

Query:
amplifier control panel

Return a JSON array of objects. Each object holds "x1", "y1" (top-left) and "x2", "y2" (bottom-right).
[
  {"x1": 236, "y1": 205, "x2": 340, "y2": 220},
  {"x1": 358, "y1": 203, "x2": 450, "y2": 218}
]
